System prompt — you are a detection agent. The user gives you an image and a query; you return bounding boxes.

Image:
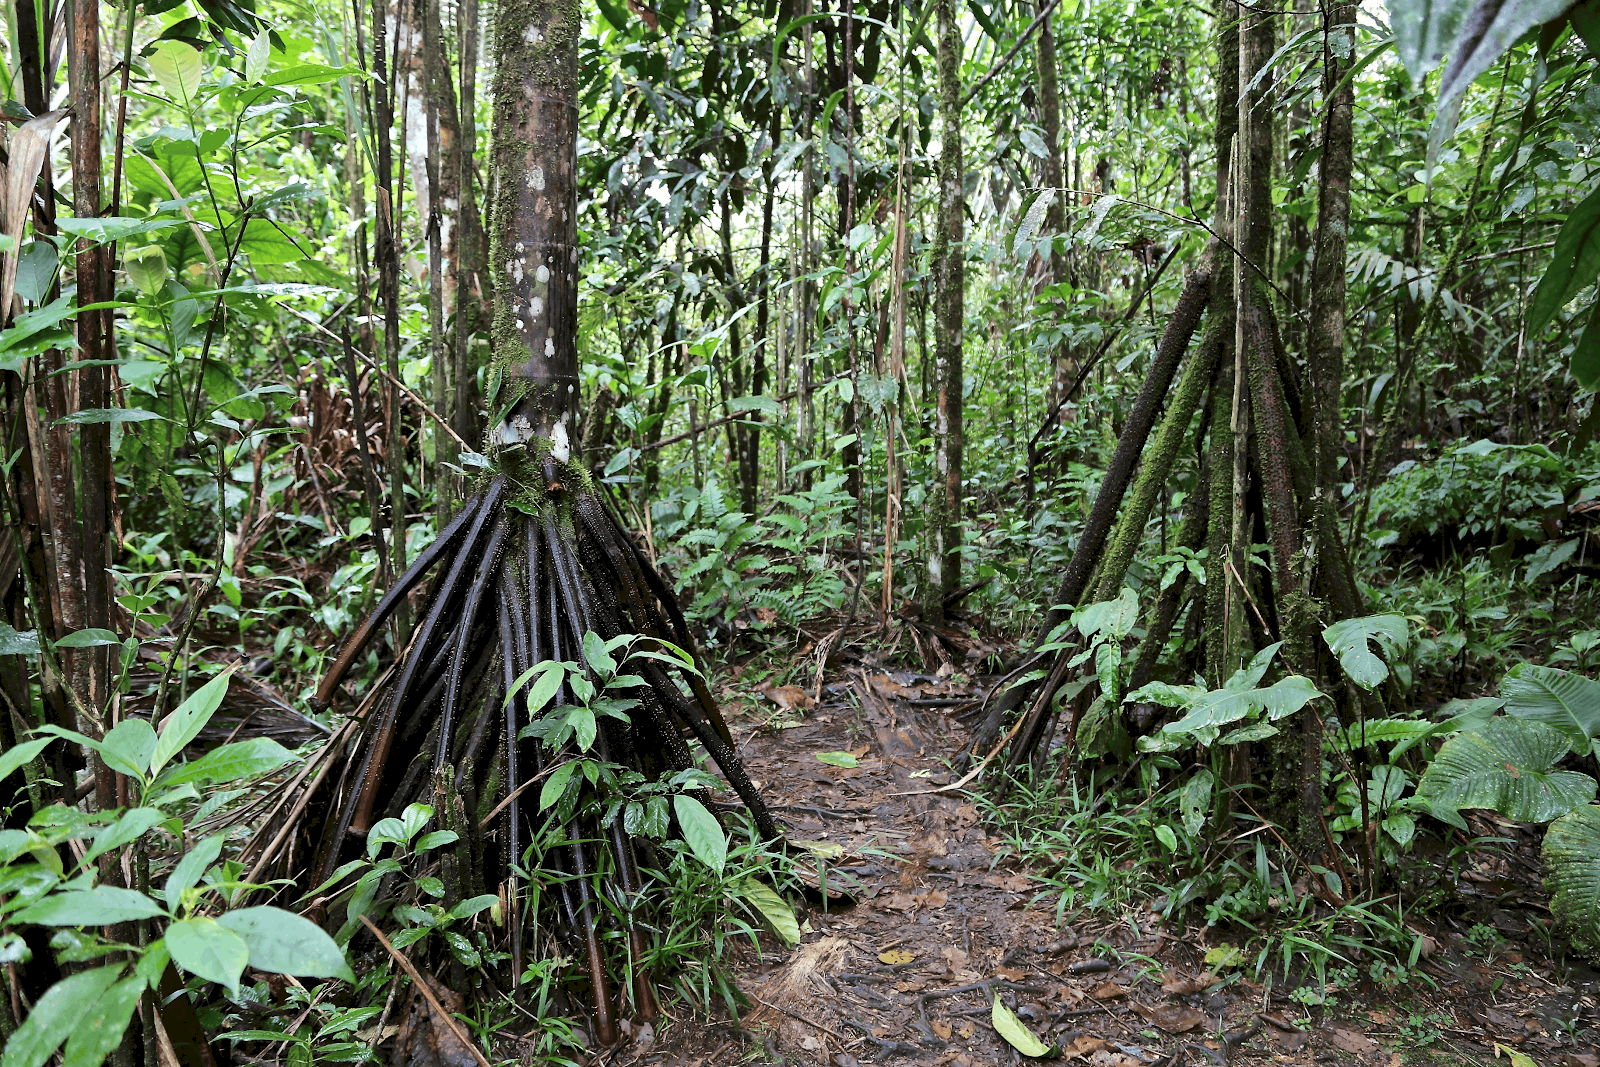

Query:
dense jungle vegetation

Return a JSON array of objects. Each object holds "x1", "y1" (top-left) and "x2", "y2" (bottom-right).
[{"x1": 4, "y1": 0, "x2": 1600, "y2": 1063}]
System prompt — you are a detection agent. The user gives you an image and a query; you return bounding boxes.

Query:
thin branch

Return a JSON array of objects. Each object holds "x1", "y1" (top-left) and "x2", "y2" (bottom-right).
[{"x1": 961, "y1": 0, "x2": 1067, "y2": 108}]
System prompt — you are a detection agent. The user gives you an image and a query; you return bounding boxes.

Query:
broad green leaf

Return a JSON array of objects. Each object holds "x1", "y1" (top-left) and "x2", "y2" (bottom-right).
[
  {"x1": 1016, "y1": 190, "x2": 1055, "y2": 246},
  {"x1": 1500, "y1": 663, "x2": 1600, "y2": 754},
  {"x1": 146, "y1": 41, "x2": 205, "y2": 102},
  {"x1": 263, "y1": 64, "x2": 360, "y2": 86},
  {"x1": 164, "y1": 835, "x2": 224, "y2": 910},
  {"x1": 244, "y1": 31, "x2": 271, "y2": 83},
  {"x1": 157, "y1": 738, "x2": 293, "y2": 789},
  {"x1": 991, "y1": 994, "x2": 1052, "y2": 1057},
  {"x1": 83, "y1": 808, "x2": 165, "y2": 865},
  {"x1": 1526, "y1": 538, "x2": 1581, "y2": 583},
  {"x1": 149, "y1": 668, "x2": 234, "y2": 778},
  {"x1": 581, "y1": 630, "x2": 616, "y2": 674},
  {"x1": 448, "y1": 894, "x2": 499, "y2": 921},
  {"x1": 15, "y1": 241, "x2": 58, "y2": 303},
  {"x1": 413, "y1": 831, "x2": 459, "y2": 852},
  {"x1": 1528, "y1": 184, "x2": 1600, "y2": 335},
  {"x1": 54, "y1": 409, "x2": 164, "y2": 426},
  {"x1": 61, "y1": 975, "x2": 142, "y2": 1067},
  {"x1": 55, "y1": 218, "x2": 185, "y2": 246},
  {"x1": 538, "y1": 761, "x2": 580, "y2": 814},
  {"x1": 0, "y1": 965, "x2": 122, "y2": 1067},
  {"x1": 0, "y1": 737, "x2": 52, "y2": 782},
  {"x1": 0, "y1": 624, "x2": 41, "y2": 656},
  {"x1": 728, "y1": 395, "x2": 781, "y2": 415},
  {"x1": 1217, "y1": 722, "x2": 1278, "y2": 744},
  {"x1": 1322, "y1": 614, "x2": 1408, "y2": 690},
  {"x1": 165, "y1": 917, "x2": 249, "y2": 994},
  {"x1": 673, "y1": 794, "x2": 726, "y2": 874},
  {"x1": 740, "y1": 879, "x2": 800, "y2": 946},
  {"x1": 98, "y1": 719, "x2": 156, "y2": 779},
  {"x1": 14, "y1": 887, "x2": 165, "y2": 926},
  {"x1": 57, "y1": 629, "x2": 122, "y2": 649},
  {"x1": 123, "y1": 245, "x2": 168, "y2": 296},
  {"x1": 1073, "y1": 587, "x2": 1139, "y2": 641},
  {"x1": 1543, "y1": 805, "x2": 1600, "y2": 953},
  {"x1": 1180, "y1": 769, "x2": 1213, "y2": 838},
  {"x1": 1256, "y1": 676, "x2": 1327, "y2": 720},
  {"x1": 815, "y1": 751, "x2": 858, "y2": 767},
  {"x1": 216, "y1": 906, "x2": 355, "y2": 982},
  {"x1": 1417, "y1": 717, "x2": 1596, "y2": 823},
  {"x1": 0, "y1": 295, "x2": 75, "y2": 352}
]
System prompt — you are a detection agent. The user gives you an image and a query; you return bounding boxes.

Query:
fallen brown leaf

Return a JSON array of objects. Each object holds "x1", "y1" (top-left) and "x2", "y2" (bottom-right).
[
  {"x1": 1330, "y1": 1027, "x2": 1378, "y2": 1055},
  {"x1": 1062, "y1": 1035, "x2": 1109, "y2": 1060},
  {"x1": 1161, "y1": 969, "x2": 1219, "y2": 995},
  {"x1": 1131, "y1": 1002, "x2": 1206, "y2": 1033}
]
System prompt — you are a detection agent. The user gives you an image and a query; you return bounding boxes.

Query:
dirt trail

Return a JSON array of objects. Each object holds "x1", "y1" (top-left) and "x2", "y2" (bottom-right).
[{"x1": 607, "y1": 670, "x2": 1600, "y2": 1067}]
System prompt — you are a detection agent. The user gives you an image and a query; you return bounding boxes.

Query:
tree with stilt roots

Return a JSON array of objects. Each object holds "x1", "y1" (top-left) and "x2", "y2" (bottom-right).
[
  {"x1": 257, "y1": 0, "x2": 779, "y2": 1046},
  {"x1": 969, "y1": 0, "x2": 1371, "y2": 859}
]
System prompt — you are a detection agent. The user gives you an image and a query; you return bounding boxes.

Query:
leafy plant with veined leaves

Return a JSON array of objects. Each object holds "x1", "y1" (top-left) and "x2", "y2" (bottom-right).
[
  {"x1": 0, "y1": 671, "x2": 351, "y2": 1067},
  {"x1": 1411, "y1": 660, "x2": 1600, "y2": 952}
]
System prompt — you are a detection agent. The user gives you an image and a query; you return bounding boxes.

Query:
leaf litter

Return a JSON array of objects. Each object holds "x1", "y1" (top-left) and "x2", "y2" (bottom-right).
[{"x1": 614, "y1": 658, "x2": 1600, "y2": 1066}]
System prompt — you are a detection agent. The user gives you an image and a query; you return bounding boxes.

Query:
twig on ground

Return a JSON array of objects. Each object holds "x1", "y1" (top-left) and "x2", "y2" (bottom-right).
[{"x1": 359, "y1": 916, "x2": 493, "y2": 1067}]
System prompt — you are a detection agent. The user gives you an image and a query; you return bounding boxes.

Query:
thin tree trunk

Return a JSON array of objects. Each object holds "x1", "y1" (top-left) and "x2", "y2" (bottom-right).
[
  {"x1": 374, "y1": 0, "x2": 409, "y2": 631},
  {"x1": 927, "y1": 0, "x2": 964, "y2": 621},
  {"x1": 68, "y1": 0, "x2": 112, "y2": 735},
  {"x1": 1034, "y1": 0, "x2": 1071, "y2": 407}
]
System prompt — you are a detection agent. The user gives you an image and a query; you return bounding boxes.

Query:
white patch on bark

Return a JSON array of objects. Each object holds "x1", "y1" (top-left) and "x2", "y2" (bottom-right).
[
  {"x1": 527, "y1": 165, "x2": 546, "y2": 191},
  {"x1": 549, "y1": 418, "x2": 571, "y2": 463}
]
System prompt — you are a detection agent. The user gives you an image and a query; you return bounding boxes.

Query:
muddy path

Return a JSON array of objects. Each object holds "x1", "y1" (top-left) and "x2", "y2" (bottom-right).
[{"x1": 595, "y1": 669, "x2": 1600, "y2": 1067}]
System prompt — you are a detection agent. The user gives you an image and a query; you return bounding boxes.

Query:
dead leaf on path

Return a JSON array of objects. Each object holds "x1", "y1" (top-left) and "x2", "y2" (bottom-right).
[
  {"x1": 1131, "y1": 1002, "x2": 1205, "y2": 1033},
  {"x1": 1161, "y1": 969, "x2": 1219, "y2": 994},
  {"x1": 389, "y1": 973, "x2": 477, "y2": 1067},
  {"x1": 931, "y1": 1018, "x2": 953, "y2": 1040},
  {"x1": 984, "y1": 871, "x2": 1033, "y2": 892},
  {"x1": 878, "y1": 949, "x2": 915, "y2": 964},
  {"x1": 1090, "y1": 980, "x2": 1127, "y2": 1000},
  {"x1": 1062, "y1": 1034, "x2": 1109, "y2": 1060},
  {"x1": 1330, "y1": 1027, "x2": 1378, "y2": 1055}
]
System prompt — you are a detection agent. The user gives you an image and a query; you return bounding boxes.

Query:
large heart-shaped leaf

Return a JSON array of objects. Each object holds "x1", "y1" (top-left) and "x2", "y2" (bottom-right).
[
  {"x1": 1322, "y1": 614, "x2": 1409, "y2": 690},
  {"x1": 1417, "y1": 717, "x2": 1596, "y2": 822},
  {"x1": 1500, "y1": 663, "x2": 1600, "y2": 754}
]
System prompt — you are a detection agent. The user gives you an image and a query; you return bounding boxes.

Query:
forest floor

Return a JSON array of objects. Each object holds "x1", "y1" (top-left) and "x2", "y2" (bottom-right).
[{"x1": 579, "y1": 658, "x2": 1600, "y2": 1067}]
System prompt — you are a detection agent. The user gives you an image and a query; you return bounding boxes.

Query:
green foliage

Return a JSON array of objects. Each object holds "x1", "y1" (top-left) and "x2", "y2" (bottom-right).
[
  {"x1": 1543, "y1": 805, "x2": 1600, "y2": 953},
  {"x1": 0, "y1": 687, "x2": 350, "y2": 1067},
  {"x1": 1370, "y1": 440, "x2": 1587, "y2": 549}
]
